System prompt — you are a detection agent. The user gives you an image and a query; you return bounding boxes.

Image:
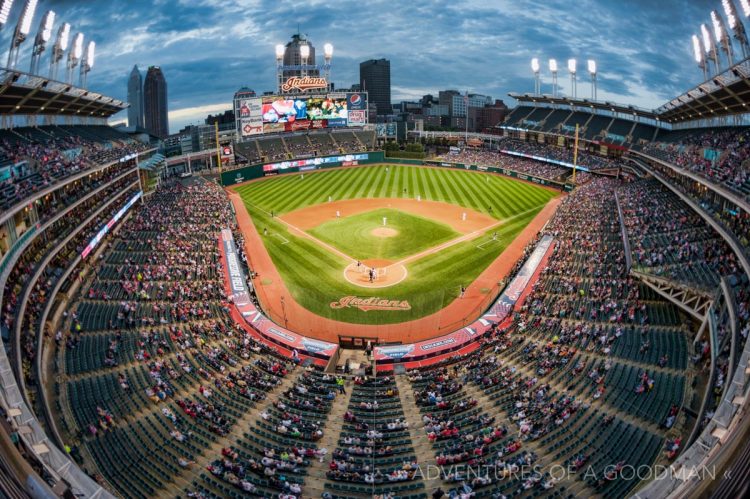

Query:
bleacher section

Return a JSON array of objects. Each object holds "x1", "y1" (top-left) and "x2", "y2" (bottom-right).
[
  {"x1": 231, "y1": 130, "x2": 377, "y2": 167},
  {"x1": 503, "y1": 105, "x2": 658, "y2": 148}
]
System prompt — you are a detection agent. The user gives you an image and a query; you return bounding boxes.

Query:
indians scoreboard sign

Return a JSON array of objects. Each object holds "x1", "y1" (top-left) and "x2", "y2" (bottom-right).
[{"x1": 281, "y1": 76, "x2": 329, "y2": 92}]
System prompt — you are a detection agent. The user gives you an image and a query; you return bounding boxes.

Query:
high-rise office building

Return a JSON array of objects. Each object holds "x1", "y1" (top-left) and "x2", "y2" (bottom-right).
[
  {"x1": 127, "y1": 65, "x2": 144, "y2": 129},
  {"x1": 281, "y1": 33, "x2": 318, "y2": 79},
  {"x1": 144, "y1": 66, "x2": 169, "y2": 138},
  {"x1": 360, "y1": 59, "x2": 391, "y2": 116}
]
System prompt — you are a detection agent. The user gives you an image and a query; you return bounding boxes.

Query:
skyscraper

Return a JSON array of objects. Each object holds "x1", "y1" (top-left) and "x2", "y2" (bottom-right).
[
  {"x1": 281, "y1": 33, "x2": 318, "y2": 79},
  {"x1": 144, "y1": 66, "x2": 169, "y2": 138},
  {"x1": 127, "y1": 65, "x2": 144, "y2": 129},
  {"x1": 360, "y1": 59, "x2": 391, "y2": 116}
]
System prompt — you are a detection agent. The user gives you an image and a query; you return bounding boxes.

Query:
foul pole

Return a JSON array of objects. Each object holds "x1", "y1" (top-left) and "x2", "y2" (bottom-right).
[
  {"x1": 572, "y1": 123, "x2": 579, "y2": 184},
  {"x1": 215, "y1": 122, "x2": 223, "y2": 186}
]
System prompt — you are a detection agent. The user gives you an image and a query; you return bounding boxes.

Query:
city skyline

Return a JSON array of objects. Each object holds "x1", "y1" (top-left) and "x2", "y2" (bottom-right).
[{"x1": 0, "y1": 0, "x2": 729, "y2": 132}]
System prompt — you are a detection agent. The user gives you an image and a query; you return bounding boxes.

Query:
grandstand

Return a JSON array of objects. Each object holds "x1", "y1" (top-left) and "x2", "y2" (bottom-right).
[
  {"x1": 230, "y1": 130, "x2": 376, "y2": 167},
  {"x1": 2, "y1": 4, "x2": 750, "y2": 499}
]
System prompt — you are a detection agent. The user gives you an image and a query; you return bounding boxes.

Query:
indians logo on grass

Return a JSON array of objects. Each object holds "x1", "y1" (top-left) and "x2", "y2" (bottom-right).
[{"x1": 329, "y1": 296, "x2": 411, "y2": 312}]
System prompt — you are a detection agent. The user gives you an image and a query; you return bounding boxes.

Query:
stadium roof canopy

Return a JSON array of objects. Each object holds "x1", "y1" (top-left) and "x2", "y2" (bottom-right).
[
  {"x1": 655, "y1": 58, "x2": 750, "y2": 124},
  {"x1": 511, "y1": 57, "x2": 750, "y2": 127},
  {"x1": 0, "y1": 69, "x2": 127, "y2": 118},
  {"x1": 508, "y1": 92, "x2": 661, "y2": 121}
]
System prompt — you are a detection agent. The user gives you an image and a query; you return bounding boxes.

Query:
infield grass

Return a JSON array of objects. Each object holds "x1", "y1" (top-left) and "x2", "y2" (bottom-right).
[
  {"x1": 235, "y1": 165, "x2": 557, "y2": 324},
  {"x1": 308, "y1": 208, "x2": 459, "y2": 261}
]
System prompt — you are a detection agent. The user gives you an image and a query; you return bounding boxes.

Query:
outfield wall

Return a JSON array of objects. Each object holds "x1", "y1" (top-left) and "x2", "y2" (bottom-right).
[{"x1": 221, "y1": 150, "x2": 571, "y2": 191}]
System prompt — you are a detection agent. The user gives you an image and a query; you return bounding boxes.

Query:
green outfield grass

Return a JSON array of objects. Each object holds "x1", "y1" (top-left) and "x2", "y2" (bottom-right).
[
  {"x1": 235, "y1": 165, "x2": 557, "y2": 324},
  {"x1": 308, "y1": 208, "x2": 459, "y2": 261}
]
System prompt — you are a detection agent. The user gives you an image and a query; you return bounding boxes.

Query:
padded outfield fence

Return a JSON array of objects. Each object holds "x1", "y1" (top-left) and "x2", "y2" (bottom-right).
[{"x1": 220, "y1": 150, "x2": 572, "y2": 191}]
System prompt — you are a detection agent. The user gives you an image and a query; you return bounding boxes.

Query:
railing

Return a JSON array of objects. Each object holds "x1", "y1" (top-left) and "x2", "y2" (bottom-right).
[{"x1": 0, "y1": 147, "x2": 155, "y2": 227}]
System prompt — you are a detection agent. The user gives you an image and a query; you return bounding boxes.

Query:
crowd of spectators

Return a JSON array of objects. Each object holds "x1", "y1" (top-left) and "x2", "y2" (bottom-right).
[
  {"x1": 497, "y1": 138, "x2": 625, "y2": 170},
  {"x1": 435, "y1": 149, "x2": 570, "y2": 180},
  {"x1": 641, "y1": 128, "x2": 750, "y2": 199},
  {"x1": 229, "y1": 130, "x2": 375, "y2": 170},
  {"x1": 618, "y1": 179, "x2": 741, "y2": 289},
  {"x1": 0, "y1": 134, "x2": 148, "y2": 211}
]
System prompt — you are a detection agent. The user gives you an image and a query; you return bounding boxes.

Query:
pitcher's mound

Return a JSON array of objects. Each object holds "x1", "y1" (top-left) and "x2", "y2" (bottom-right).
[{"x1": 371, "y1": 227, "x2": 398, "y2": 238}]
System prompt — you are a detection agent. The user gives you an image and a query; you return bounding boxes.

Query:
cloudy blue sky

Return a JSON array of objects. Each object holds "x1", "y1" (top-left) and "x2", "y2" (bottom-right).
[{"x1": 0, "y1": 0, "x2": 730, "y2": 132}]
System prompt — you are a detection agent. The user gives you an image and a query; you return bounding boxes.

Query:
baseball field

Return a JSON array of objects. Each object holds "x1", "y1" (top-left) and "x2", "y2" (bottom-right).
[{"x1": 232, "y1": 164, "x2": 558, "y2": 326}]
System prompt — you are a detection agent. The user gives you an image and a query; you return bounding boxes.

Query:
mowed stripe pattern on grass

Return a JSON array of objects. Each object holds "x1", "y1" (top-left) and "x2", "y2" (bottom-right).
[
  {"x1": 235, "y1": 165, "x2": 558, "y2": 325},
  {"x1": 234, "y1": 165, "x2": 553, "y2": 219}
]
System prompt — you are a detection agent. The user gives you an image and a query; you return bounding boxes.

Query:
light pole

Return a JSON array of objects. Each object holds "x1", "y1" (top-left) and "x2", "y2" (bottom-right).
[
  {"x1": 711, "y1": 10, "x2": 733, "y2": 68},
  {"x1": 0, "y1": 1, "x2": 15, "y2": 29},
  {"x1": 275, "y1": 43, "x2": 285, "y2": 93},
  {"x1": 693, "y1": 35, "x2": 708, "y2": 80},
  {"x1": 702, "y1": 23, "x2": 720, "y2": 75},
  {"x1": 49, "y1": 22, "x2": 69, "y2": 80},
  {"x1": 299, "y1": 43, "x2": 310, "y2": 79},
  {"x1": 531, "y1": 58, "x2": 540, "y2": 95},
  {"x1": 568, "y1": 58, "x2": 577, "y2": 99},
  {"x1": 66, "y1": 32, "x2": 83, "y2": 85},
  {"x1": 79, "y1": 40, "x2": 94, "y2": 88},
  {"x1": 723, "y1": 0, "x2": 750, "y2": 59},
  {"x1": 29, "y1": 9, "x2": 54, "y2": 75},
  {"x1": 587, "y1": 59, "x2": 597, "y2": 101},
  {"x1": 323, "y1": 42, "x2": 333, "y2": 89},
  {"x1": 549, "y1": 59, "x2": 558, "y2": 97},
  {"x1": 7, "y1": 0, "x2": 39, "y2": 69}
]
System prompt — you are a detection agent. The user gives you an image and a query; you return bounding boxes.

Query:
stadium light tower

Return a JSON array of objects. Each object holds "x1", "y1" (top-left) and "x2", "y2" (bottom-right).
[
  {"x1": 723, "y1": 0, "x2": 750, "y2": 58},
  {"x1": 79, "y1": 40, "x2": 94, "y2": 88},
  {"x1": 299, "y1": 43, "x2": 310, "y2": 78},
  {"x1": 49, "y1": 22, "x2": 69, "y2": 80},
  {"x1": 549, "y1": 58, "x2": 558, "y2": 97},
  {"x1": 568, "y1": 58, "x2": 577, "y2": 98},
  {"x1": 7, "y1": 0, "x2": 38, "y2": 69},
  {"x1": 701, "y1": 23, "x2": 720, "y2": 75},
  {"x1": 693, "y1": 34, "x2": 708, "y2": 80},
  {"x1": 66, "y1": 32, "x2": 83, "y2": 84},
  {"x1": 0, "y1": 1, "x2": 15, "y2": 29},
  {"x1": 587, "y1": 59, "x2": 597, "y2": 100},
  {"x1": 29, "y1": 10, "x2": 54, "y2": 75},
  {"x1": 531, "y1": 58, "x2": 540, "y2": 95},
  {"x1": 712, "y1": 10, "x2": 734, "y2": 67},
  {"x1": 275, "y1": 43, "x2": 285, "y2": 93},
  {"x1": 323, "y1": 42, "x2": 333, "y2": 88}
]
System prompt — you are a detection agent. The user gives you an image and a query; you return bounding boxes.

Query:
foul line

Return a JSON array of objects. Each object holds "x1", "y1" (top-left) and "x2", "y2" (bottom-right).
[
  {"x1": 273, "y1": 233, "x2": 290, "y2": 245},
  {"x1": 392, "y1": 203, "x2": 550, "y2": 267},
  {"x1": 245, "y1": 200, "x2": 359, "y2": 264},
  {"x1": 476, "y1": 239, "x2": 499, "y2": 250},
  {"x1": 246, "y1": 199, "x2": 548, "y2": 273}
]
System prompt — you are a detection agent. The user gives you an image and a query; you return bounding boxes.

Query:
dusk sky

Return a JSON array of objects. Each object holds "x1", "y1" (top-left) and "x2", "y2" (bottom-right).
[{"x1": 0, "y1": 0, "x2": 729, "y2": 132}]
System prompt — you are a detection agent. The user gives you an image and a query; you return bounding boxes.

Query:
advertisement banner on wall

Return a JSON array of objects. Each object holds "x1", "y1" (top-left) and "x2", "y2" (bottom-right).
[
  {"x1": 263, "y1": 123, "x2": 285, "y2": 134},
  {"x1": 348, "y1": 110, "x2": 366, "y2": 126},
  {"x1": 375, "y1": 123, "x2": 386, "y2": 137},
  {"x1": 285, "y1": 119, "x2": 311, "y2": 132},
  {"x1": 347, "y1": 93, "x2": 366, "y2": 110},
  {"x1": 238, "y1": 98, "x2": 262, "y2": 119},
  {"x1": 327, "y1": 118, "x2": 347, "y2": 127},
  {"x1": 240, "y1": 119, "x2": 263, "y2": 136}
]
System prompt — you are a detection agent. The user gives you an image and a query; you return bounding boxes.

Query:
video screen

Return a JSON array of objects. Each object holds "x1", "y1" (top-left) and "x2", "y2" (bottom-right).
[
  {"x1": 262, "y1": 98, "x2": 308, "y2": 123},
  {"x1": 306, "y1": 97, "x2": 347, "y2": 120}
]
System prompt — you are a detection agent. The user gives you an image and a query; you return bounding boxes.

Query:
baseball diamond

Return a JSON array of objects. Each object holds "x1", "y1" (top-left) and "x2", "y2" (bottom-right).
[{"x1": 231, "y1": 164, "x2": 559, "y2": 330}]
